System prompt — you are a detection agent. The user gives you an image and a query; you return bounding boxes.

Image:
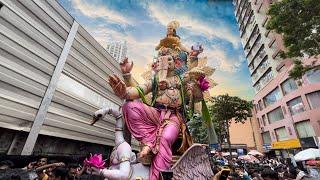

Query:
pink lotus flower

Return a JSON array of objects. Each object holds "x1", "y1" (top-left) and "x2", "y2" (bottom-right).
[
  {"x1": 84, "y1": 154, "x2": 105, "y2": 169},
  {"x1": 198, "y1": 75, "x2": 210, "y2": 91}
]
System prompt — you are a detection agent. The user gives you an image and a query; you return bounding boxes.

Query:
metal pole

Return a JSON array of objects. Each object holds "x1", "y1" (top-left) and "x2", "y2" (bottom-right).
[{"x1": 21, "y1": 21, "x2": 79, "y2": 155}]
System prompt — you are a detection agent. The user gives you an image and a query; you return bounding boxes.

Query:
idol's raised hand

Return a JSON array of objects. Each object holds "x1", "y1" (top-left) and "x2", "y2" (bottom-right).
[
  {"x1": 120, "y1": 57, "x2": 133, "y2": 74},
  {"x1": 108, "y1": 74, "x2": 127, "y2": 99}
]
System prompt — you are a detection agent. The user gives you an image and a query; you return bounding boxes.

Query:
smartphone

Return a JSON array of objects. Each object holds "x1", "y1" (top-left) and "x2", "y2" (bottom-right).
[{"x1": 220, "y1": 169, "x2": 231, "y2": 180}]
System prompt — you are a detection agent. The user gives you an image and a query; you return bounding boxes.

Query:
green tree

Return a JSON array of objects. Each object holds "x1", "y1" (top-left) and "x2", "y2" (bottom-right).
[
  {"x1": 210, "y1": 94, "x2": 253, "y2": 159},
  {"x1": 188, "y1": 114, "x2": 208, "y2": 144},
  {"x1": 188, "y1": 113, "x2": 221, "y2": 144},
  {"x1": 267, "y1": 0, "x2": 320, "y2": 58},
  {"x1": 267, "y1": 0, "x2": 320, "y2": 79}
]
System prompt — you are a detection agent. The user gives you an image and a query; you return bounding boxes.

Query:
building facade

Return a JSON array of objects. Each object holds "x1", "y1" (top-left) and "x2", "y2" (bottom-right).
[
  {"x1": 106, "y1": 40, "x2": 127, "y2": 63},
  {"x1": 0, "y1": 0, "x2": 138, "y2": 156},
  {"x1": 229, "y1": 109, "x2": 264, "y2": 154},
  {"x1": 233, "y1": 0, "x2": 320, "y2": 156}
]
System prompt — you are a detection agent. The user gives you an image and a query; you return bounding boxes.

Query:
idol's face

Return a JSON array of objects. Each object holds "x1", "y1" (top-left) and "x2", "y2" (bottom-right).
[
  {"x1": 167, "y1": 25, "x2": 174, "y2": 36},
  {"x1": 157, "y1": 55, "x2": 174, "y2": 71}
]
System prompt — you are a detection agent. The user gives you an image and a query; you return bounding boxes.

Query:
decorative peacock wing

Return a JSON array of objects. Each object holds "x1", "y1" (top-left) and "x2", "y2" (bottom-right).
[
  {"x1": 171, "y1": 144, "x2": 214, "y2": 180},
  {"x1": 197, "y1": 56, "x2": 208, "y2": 68},
  {"x1": 207, "y1": 77, "x2": 218, "y2": 89},
  {"x1": 202, "y1": 66, "x2": 215, "y2": 77}
]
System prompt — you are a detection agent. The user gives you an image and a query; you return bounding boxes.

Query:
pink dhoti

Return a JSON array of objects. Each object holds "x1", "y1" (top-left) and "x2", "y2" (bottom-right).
[{"x1": 122, "y1": 101, "x2": 181, "y2": 180}]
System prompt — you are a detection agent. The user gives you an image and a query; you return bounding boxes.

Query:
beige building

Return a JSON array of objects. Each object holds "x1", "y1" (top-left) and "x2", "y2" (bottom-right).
[{"x1": 229, "y1": 108, "x2": 264, "y2": 153}]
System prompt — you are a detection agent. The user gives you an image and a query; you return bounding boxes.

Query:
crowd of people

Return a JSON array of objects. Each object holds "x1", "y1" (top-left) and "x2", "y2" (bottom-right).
[
  {"x1": 0, "y1": 156, "x2": 102, "y2": 180},
  {"x1": 211, "y1": 154, "x2": 320, "y2": 180},
  {"x1": 1, "y1": 153, "x2": 320, "y2": 179}
]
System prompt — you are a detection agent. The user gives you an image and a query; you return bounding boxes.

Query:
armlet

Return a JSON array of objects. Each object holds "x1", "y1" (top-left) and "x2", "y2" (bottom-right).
[{"x1": 119, "y1": 156, "x2": 131, "y2": 163}]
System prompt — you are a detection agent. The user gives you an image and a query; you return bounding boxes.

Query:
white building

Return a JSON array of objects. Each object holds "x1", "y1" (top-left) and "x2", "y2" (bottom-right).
[{"x1": 106, "y1": 40, "x2": 127, "y2": 63}]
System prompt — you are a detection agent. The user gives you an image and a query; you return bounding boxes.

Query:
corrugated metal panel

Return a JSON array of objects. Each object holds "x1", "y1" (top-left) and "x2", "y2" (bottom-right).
[
  {"x1": 0, "y1": 0, "x2": 129, "y2": 149},
  {"x1": 43, "y1": 78, "x2": 119, "y2": 146},
  {"x1": 0, "y1": 0, "x2": 66, "y2": 132},
  {"x1": 63, "y1": 28, "x2": 122, "y2": 104},
  {"x1": 43, "y1": 30, "x2": 123, "y2": 145},
  {"x1": 41, "y1": 22, "x2": 123, "y2": 146}
]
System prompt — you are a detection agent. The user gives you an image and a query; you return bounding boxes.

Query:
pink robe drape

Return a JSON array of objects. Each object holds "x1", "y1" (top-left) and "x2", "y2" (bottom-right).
[{"x1": 122, "y1": 101, "x2": 180, "y2": 180}]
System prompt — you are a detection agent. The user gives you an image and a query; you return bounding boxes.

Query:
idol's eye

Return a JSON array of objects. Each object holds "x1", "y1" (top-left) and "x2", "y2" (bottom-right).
[{"x1": 168, "y1": 57, "x2": 173, "y2": 61}]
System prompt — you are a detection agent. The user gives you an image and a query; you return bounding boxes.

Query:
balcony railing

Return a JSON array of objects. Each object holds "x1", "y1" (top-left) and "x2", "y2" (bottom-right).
[
  {"x1": 250, "y1": 53, "x2": 268, "y2": 76},
  {"x1": 252, "y1": 73, "x2": 259, "y2": 82},
  {"x1": 252, "y1": 59, "x2": 270, "y2": 83},
  {"x1": 238, "y1": 1, "x2": 250, "y2": 23},
  {"x1": 251, "y1": 42, "x2": 262, "y2": 56},
  {"x1": 240, "y1": 13, "x2": 254, "y2": 37},
  {"x1": 254, "y1": 83, "x2": 262, "y2": 93},
  {"x1": 261, "y1": 70, "x2": 273, "y2": 85},
  {"x1": 236, "y1": 0, "x2": 246, "y2": 20},
  {"x1": 245, "y1": 31, "x2": 260, "y2": 52},
  {"x1": 258, "y1": 63, "x2": 269, "y2": 74}
]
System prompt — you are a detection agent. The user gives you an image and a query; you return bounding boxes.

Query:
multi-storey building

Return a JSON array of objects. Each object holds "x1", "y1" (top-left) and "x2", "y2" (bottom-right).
[
  {"x1": 233, "y1": 0, "x2": 320, "y2": 157},
  {"x1": 106, "y1": 40, "x2": 127, "y2": 63}
]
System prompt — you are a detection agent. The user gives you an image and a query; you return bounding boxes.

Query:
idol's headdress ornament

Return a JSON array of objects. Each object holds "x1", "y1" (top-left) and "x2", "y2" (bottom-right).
[{"x1": 167, "y1": 20, "x2": 180, "y2": 30}]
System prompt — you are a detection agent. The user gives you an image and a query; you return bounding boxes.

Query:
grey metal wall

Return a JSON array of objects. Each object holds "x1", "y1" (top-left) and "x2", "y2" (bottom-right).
[
  {"x1": 0, "y1": 0, "x2": 139, "y2": 154},
  {"x1": 0, "y1": 0, "x2": 65, "y2": 134}
]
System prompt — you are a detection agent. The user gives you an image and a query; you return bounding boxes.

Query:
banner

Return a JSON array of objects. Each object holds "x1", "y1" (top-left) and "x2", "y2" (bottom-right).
[{"x1": 271, "y1": 139, "x2": 301, "y2": 149}]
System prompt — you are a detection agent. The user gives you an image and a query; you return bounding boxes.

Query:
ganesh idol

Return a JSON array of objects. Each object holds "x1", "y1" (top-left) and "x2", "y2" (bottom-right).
[{"x1": 108, "y1": 21, "x2": 216, "y2": 180}]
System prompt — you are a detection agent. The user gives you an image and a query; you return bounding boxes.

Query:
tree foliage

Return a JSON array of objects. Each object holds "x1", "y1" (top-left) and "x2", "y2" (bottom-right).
[
  {"x1": 267, "y1": 0, "x2": 320, "y2": 80},
  {"x1": 188, "y1": 113, "x2": 220, "y2": 144},
  {"x1": 267, "y1": 0, "x2": 320, "y2": 58},
  {"x1": 187, "y1": 95, "x2": 252, "y2": 145},
  {"x1": 289, "y1": 60, "x2": 314, "y2": 80},
  {"x1": 187, "y1": 114, "x2": 208, "y2": 144},
  {"x1": 209, "y1": 94, "x2": 253, "y2": 156},
  {"x1": 210, "y1": 94, "x2": 253, "y2": 124}
]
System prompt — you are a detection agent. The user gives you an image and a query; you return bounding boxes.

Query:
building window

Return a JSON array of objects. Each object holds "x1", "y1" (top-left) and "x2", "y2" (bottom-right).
[
  {"x1": 262, "y1": 131, "x2": 271, "y2": 144},
  {"x1": 267, "y1": 107, "x2": 284, "y2": 123},
  {"x1": 305, "y1": 68, "x2": 320, "y2": 84},
  {"x1": 255, "y1": 104, "x2": 259, "y2": 112},
  {"x1": 275, "y1": 127, "x2": 289, "y2": 141},
  {"x1": 306, "y1": 91, "x2": 320, "y2": 109},
  {"x1": 281, "y1": 78, "x2": 298, "y2": 95},
  {"x1": 287, "y1": 97, "x2": 305, "y2": 115},
  {"x1": 263, "y1": 87, "x2": 282, "y2": 107},
  {"x1": 295, "y1": 120, "x2": 316, "y2": 138},
  {"x1": 258, "y1": 100, "x2": 263, "y2": 110},
  {"x1": 262, "y1": 115, "x2": 268, "y2": 126}
]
